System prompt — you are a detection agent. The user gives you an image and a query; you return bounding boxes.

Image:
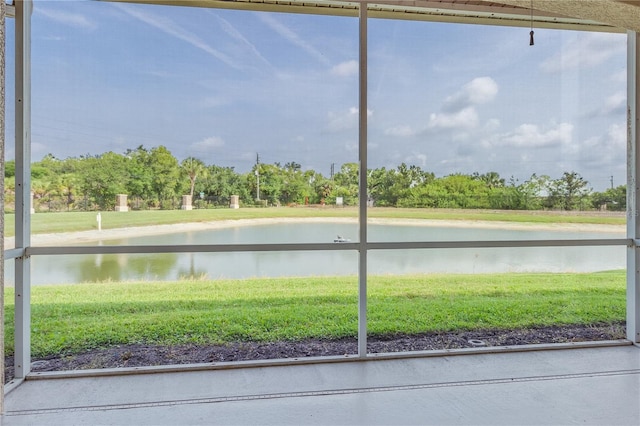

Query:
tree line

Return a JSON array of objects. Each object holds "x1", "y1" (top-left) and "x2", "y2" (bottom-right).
[{"x1": 3, "y1": 145, "x2": 626, "y2": 212}]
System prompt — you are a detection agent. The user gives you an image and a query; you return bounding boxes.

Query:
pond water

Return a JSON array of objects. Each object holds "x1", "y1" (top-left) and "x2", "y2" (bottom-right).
[{"x1": 5, "y1": 222, "x2": 625, "y2": 286}]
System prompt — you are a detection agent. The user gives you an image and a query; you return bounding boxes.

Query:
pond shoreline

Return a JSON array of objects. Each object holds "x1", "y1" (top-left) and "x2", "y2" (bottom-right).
[{"x1": 4, "y1": 217, "x2": 625, "y2": 249}]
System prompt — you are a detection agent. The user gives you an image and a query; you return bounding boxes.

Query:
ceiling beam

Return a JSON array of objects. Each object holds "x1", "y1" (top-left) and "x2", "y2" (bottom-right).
[
  {"x1": 104, "y1": 0, "x2": 623, "y2": 32},
  {"x1": 496, "y1": 0, "x2": 640, "y2": 32}
]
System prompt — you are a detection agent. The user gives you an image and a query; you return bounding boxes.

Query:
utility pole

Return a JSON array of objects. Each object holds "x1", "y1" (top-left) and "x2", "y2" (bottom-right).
[
  {"x1": 255, "y1": 153, "x2": 260, "y2": 201},
  {"x1": 610, "y1": 175, "x2": 614, "y2": 190},
  {"x1": 330, "y1": 163, "x2": 335, "y2": 179}
]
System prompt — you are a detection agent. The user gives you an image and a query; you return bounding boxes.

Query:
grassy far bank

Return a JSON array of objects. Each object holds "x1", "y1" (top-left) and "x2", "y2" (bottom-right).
[
  {"x1": 3, "y1": 271, "x2": 625, "y2": 358},
  {"x1": 2, "y1": 207, "x2": 626, "y2": 238}
]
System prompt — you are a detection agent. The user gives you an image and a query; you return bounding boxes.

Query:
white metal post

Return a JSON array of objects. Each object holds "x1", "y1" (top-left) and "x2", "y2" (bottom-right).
[
  {"x1": 0, "y1": 0, "x2": 6, "y2": 412},
  {"x1": 14, "y1": 0, "x2": 32, "y2": 378},
  {"x1": 628, "y1": 30, "x2": 640, "y2": 344},
  {"x1": 358, "y1": 3, "x2": 368, "y2": 357}
]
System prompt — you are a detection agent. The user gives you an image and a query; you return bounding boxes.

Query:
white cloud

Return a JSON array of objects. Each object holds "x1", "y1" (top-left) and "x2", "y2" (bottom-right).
[
  {"x1": 191, "y1": 136, "x2": 225, "y2": 151},
  {"x1": 464, "y1": 77, "x2": 499, "y2": 104},
  {"x1": 443, "y1": 77, "x2": 498, "y2": 112},
  {"x1": 258, "y1": 14, "x2": 330, "y2": 66},
  {"x1": 428, "y1": 107, "x2": 479, "y2": 129},
  {"x1": 36, "y1": 7, "x2": 96, "y2": 30},
  {"x1": 607, "y1": 123, "x2": 626, "y2": 150},
  {"x1": 484, "y1": 122, "x2": 573, "y2": 148},
  {"x1": 540, "y1": 33, "x2": 626, "y2": 73},
  {"x1": 572, "y1": 123, "x2": 626, "y2": 169},
  {"x1": 425, "y1": 77, "x2": 497, "y2": 131},
  {"x1": 331, "y1": 60, "x2": 358, "y2": 77}
]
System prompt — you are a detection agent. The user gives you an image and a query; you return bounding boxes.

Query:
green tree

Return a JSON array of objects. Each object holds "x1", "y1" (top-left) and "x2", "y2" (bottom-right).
[
  {"x1": 549, "y1": 172, "x2": 591, "y2": 210},
  {"x1": 591, "y1": 185, "x2": 626, "y2": 211},
  {"x1": 149, "y1": 146, "x2": 181, "y2": 209},
  {"x1": 3, "y1": 176, "x2": 15, "y2": 208},
  {"x1": 29, "y1": 155, "x2": 83, "y2": 211},
  {"x1": 251, "y1": 163, "x2": 285, "y2": 205},
  {"x1": 517, "y1": 174, "x2": 549, "y2": 210},
  {"x1": 368, "y1": 167, "x2": 391, "y2": 205},
  {"x1": 205, "y1": 165, "x2": 249, "y2": 205},
  {"x1": 59, "y1": 172, "x2": 81, "y2": 210},
  {"x1": 314, "y1": 177, "x2": 333, "y2": 204},
  {"x1": 488, "y1": 176, "x2": 538, "y2": 210},
  {"x1": 181, "y1": 157, "x2": 208, "y2": 199},
  {"x1": 472, "y1": 173, "x2": 515, "y2": 209},
  {"x1": 473, "y1": 171, "x2": 505, "y2": 189},
  {"x1": 391, "y1": 164, "x2": 435, "y2": 207},
  {"x1": 77, "y1": 152, "x2": 128, "y2": 210},
  {"x1": 280, "y1": 162, "x2": 312, "y2": 205},
  {"x1": 4, "y1": 159, "x2": 15, "y2": 178},
  {"x1": 439, "y1": 174, "x2": 490, "y2": 208},
  {"x1": 124, "y1": 146, "x2": 154, "y2": 208},
  {"x1": 284, "y1": 161, "x2": 302, "y2": 172},
  {"x1": 331, "y1": 163, "x2": 359, "y2": 205},
  {"x1": 400, "y1": 173, "x2": 491, "y2": 209}
]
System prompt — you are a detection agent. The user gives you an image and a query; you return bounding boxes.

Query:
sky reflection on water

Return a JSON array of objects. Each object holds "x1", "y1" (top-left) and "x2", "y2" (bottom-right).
[{"x1": 6, "y1": 223, "x2": 624, "y2": 286}]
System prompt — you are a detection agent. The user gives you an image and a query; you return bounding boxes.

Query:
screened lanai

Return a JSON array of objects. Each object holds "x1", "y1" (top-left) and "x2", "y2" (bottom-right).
[{"x1": 1, "y1": 0, "x2": 639, "y2": 419}]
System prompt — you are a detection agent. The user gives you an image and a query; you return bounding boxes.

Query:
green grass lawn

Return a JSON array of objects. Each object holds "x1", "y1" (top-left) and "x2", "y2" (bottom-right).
[
  {"x1": 3, "y1": 271, "x2": 625, "y2": 357},
  {"x1": 2, "y1": 209, "x2": 627, "y2": 359},
  {"x1": 3, "y1": 207, "x2": 626, "y2": 237}
]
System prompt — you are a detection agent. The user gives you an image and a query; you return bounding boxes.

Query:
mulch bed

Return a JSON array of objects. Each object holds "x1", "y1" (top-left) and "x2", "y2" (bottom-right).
[{"x1": 4, "y1": 322, "x2": 626, "y2": 383}]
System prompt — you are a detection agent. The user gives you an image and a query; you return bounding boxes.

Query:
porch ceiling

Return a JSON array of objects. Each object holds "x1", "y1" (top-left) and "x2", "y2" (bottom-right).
[{"x1": 104, "y1": 0, "x2": 640, "y2": 32}]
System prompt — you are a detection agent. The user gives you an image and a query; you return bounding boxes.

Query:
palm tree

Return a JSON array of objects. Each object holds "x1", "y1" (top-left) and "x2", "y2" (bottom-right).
[
  {"x1": 477, "y1": 171, "x2": 505, "y2": 189},
  {"x1": 181, "y1": 157, "x2": 208, "y2": 199}
]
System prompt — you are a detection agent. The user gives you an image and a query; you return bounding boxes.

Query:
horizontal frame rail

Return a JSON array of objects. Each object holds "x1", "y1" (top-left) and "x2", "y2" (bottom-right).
[
  {"x1": 13, "y1": 238, "x2": 630, "y2": 257},
  {"x1": 368, "y1": 238, "x2": 630, "y2": 250},
  {"x1": 4, "y1": 248, "x2": 25, "y2": 260}
]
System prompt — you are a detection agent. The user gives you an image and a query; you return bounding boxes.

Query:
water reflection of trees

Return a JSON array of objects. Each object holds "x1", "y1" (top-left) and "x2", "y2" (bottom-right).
[
  {"x1": 176, "y1": 253, "x2": 209, "y2": 279},
  {"x1": 75, "y1": 253, "x2": 179, "y2": 282}
]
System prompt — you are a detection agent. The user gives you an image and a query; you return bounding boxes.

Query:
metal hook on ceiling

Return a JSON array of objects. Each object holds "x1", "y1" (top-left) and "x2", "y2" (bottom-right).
[{"x1": 530, "y1": 0, "x2": 535, "y2": 46}]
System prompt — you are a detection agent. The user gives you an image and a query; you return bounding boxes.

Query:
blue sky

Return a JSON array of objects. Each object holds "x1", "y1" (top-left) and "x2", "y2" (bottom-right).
[{"x1": 5, "y1": 0, "x2": 628, "y2": 190}]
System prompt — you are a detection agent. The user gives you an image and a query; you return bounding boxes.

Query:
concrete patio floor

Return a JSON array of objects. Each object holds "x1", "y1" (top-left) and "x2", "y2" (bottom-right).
[{"x1": 2, "y1": 343, "x2": 639, "y2": 425}]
